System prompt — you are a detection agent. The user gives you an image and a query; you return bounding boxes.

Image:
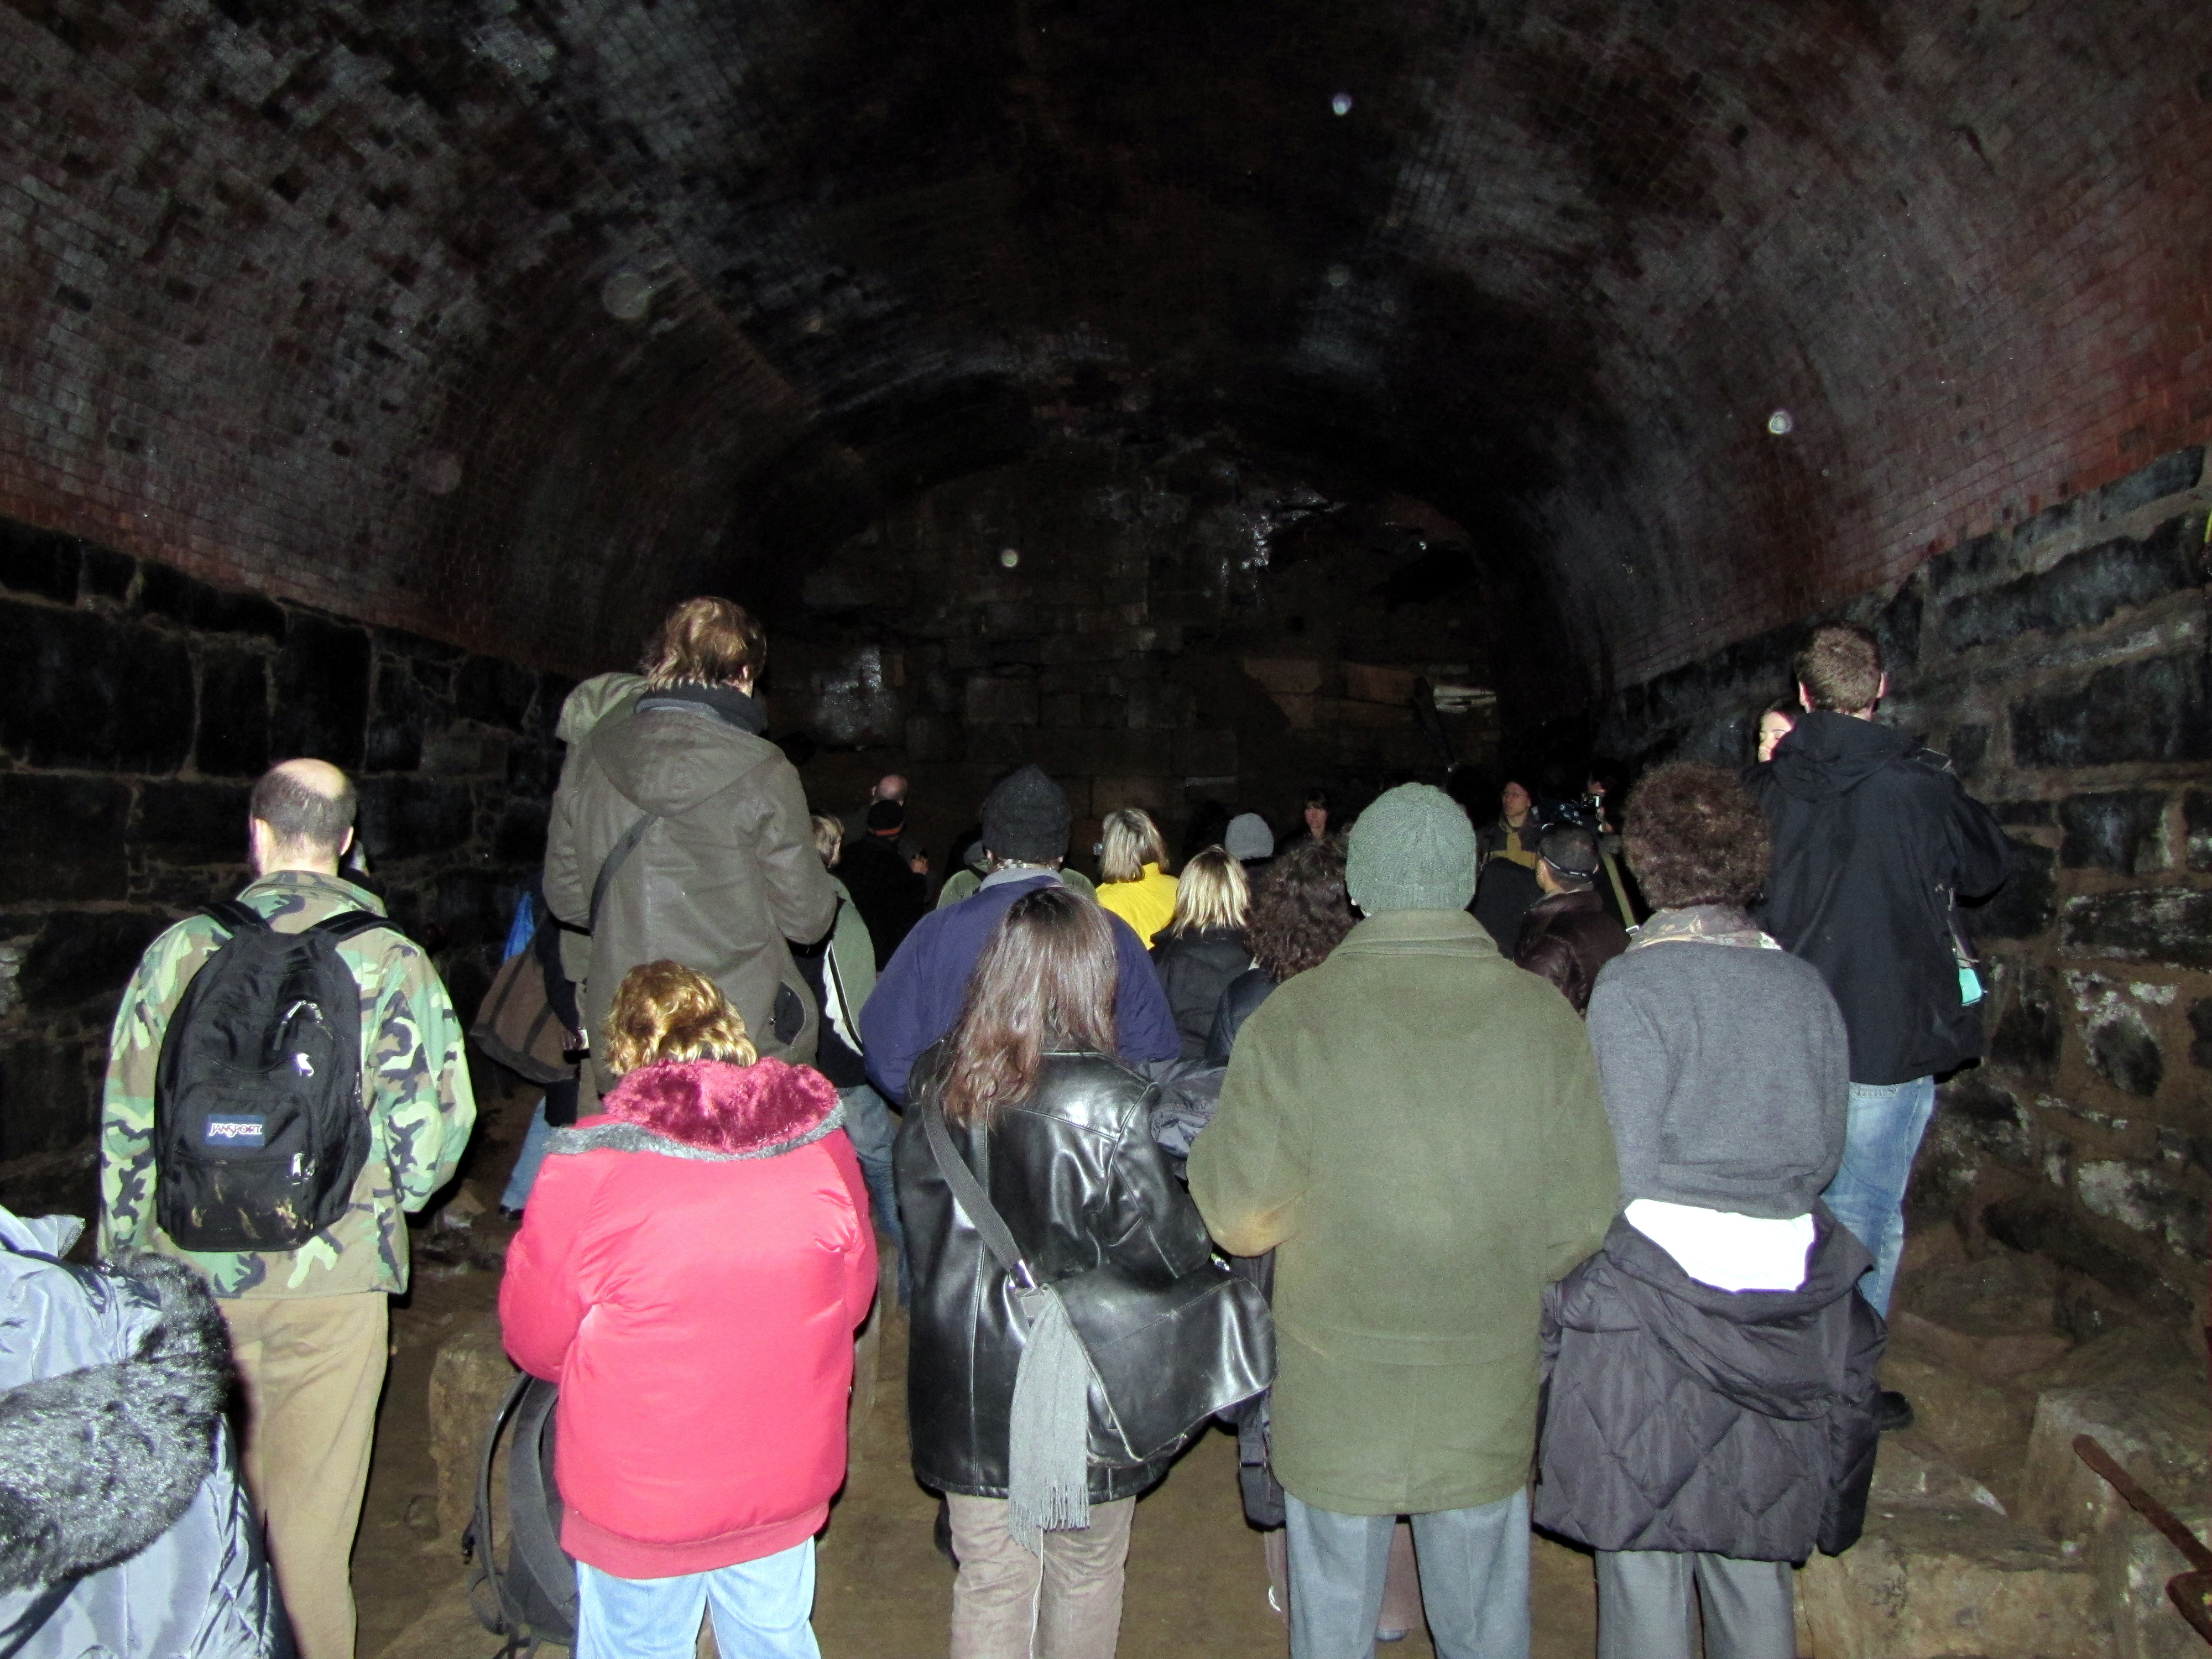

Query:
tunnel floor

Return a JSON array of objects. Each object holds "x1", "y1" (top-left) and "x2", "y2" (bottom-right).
[
  {"x1": 356, "y1": 1078, "x2": 2204, "y2": 1658},
  {"x1": 354, "y1": 1078, "x2": 1601, "y2": 1658}
]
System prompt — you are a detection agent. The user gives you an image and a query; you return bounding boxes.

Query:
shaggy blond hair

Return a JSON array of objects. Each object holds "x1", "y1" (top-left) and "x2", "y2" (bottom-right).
[
  {"x1": 640, "y1": 597, "x2": 766, "y2": 690},
  {"x1": 1165, "y1": 846, "x2": 1250, "y2": 936},
  {"x1": 1099, "y1": 808, "x2": 1170, "y2": 885},
  {"x1": 811, "y1": 812, "x2": 844, "y2": 869},
  {"x1": 603, "y1": 961, "x2": 757, "y2": 1077}
]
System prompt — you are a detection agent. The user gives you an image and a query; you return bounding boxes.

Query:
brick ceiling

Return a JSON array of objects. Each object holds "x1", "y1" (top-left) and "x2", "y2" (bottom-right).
[{"x1": 2, "y1": 0, "x2": 2205, "y2": 686}]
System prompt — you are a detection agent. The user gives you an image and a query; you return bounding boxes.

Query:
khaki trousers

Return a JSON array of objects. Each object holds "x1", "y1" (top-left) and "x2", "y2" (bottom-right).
[
  {"x1": 222, "y1": 1292, "x2": 389, "y2": 1659},
  {"x1": 947, "y1": 1495, "x2": 1136, "y2": 1659}
]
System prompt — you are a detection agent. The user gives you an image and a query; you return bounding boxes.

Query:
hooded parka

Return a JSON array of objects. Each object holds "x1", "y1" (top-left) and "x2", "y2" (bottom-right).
[{"x1": 545, "y1": 686, "x2": 837, "y2": 1089}]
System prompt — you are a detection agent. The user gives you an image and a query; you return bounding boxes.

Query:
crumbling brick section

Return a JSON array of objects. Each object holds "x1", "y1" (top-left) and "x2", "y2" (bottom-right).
[
  {"x1": 0, "y1": 514, "x2": 564, "y2": 1199},
  {"x1": 1599, "y1": 441, "x2": 2212, "y2": 1325}
]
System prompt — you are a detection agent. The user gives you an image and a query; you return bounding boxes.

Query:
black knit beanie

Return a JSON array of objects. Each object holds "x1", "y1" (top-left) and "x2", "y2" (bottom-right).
[{"x1": 981, "y1": 765, "x2": 1070, "y2": 864}]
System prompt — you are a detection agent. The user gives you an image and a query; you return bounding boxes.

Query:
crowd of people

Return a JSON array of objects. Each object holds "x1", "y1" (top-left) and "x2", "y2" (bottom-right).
[{"x1": 4, "y1": 596, "x2": 2017, "y2": 1659}]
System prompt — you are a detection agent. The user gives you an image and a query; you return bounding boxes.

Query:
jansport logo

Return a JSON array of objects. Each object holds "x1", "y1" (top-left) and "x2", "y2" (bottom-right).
[{"x1": 204, "y1": 1117, "x2": 267, "y2": 1147}]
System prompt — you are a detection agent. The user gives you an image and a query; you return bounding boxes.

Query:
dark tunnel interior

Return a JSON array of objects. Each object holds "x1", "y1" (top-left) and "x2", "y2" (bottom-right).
[{"x1": 3, "y1": 2, "x2": 2212, "y2": 1634}]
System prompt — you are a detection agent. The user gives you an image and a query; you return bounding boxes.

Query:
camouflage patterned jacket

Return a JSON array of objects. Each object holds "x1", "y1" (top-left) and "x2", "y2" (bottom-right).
[{"x1": 100, "y1": 870, "x2": 477, "y2": 1298}]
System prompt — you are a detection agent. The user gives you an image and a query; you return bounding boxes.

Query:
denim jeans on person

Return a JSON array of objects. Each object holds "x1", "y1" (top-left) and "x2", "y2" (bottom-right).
[
  {"x1": 839, "y1": 1083, "x2": 909, "y2": 1305},
  {"x1": 1819, "y1": 1074, "x2": 1937, "y2": 1316},
  {"x1": 500, "y1": 1102, "x2": 554, "y2": 1213},
  {"x1": 575, "y1": 1542, "x2": 820, "y2": 1659},
  {"x1": 1283, "y1": 1488, "x2": 1531, "y2": 1659}
]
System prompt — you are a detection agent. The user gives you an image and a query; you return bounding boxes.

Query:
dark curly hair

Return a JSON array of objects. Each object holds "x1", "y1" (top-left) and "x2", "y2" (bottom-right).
[
  {"x1": 1247, "y1": 834, "x2": 1357, "y2": 980},
  {"x1": 1621, "y1": 763, "x2": 1771, "y2": 911}
]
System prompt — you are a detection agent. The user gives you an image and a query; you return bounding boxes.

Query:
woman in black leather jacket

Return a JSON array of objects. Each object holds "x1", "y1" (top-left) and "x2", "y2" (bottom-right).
[{"x1": 896, "y1": 885, "x2": 1215, "y2": 1659}]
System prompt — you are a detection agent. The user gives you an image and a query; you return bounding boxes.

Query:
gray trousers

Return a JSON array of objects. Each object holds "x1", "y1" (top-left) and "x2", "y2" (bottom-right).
[
  {"x1": 946, "y1": 1494, "x2": 1136, "y2": 1659},
  {"x1": 1284, "y1": 1488, "x2": 1530, "y2": 1659},
  {"x1": 1594, "y1": 1551, "x2": 1795, "y2": 1659}
]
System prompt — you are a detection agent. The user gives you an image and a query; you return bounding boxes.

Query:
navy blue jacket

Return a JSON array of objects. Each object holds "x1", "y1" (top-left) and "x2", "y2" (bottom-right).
[{"x1": 861, "y1": 874, "x2": 1180, "y2": 1104}]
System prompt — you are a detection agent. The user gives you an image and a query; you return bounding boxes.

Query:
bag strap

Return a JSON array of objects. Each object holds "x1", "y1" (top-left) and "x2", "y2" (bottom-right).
[
  {"x1": 588, "y1": 813, "x2": 657, "y2": 932},
  {"x1": 201, "y1": 899, "x2": 267, "y2": 934},
  {"x1": 308, "y1": 909, "x2": 394, "y2": 943},
  {"x1": 505, "y1": 1380, "x2": 577, "y2": 1633},
  {"x1": 921, "y1": 1098, "x2": 1037, "y2": 1290}
]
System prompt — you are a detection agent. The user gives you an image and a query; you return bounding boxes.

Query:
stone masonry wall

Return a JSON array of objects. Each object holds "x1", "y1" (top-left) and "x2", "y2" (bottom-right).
[
  {"x1": 774, "y1": 437, "x2": 1505, "y2": 864},
  {"x1": 0, "y1": 512, "x2": 565, "y2": 1207},
  {"x1": 1597, "y1": 441, "x2": 2212, "y2": 1326}
]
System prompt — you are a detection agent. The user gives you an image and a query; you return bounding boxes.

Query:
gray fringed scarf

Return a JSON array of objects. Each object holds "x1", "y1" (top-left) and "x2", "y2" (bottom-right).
[{"x1": 1005, "y1": 1282, "x2": 1094, "y2": 1553}]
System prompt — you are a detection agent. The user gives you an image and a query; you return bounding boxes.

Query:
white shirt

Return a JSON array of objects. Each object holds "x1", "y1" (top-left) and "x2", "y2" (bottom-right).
[{"x1": 1623, "y1": 1198, "x2": 1815, "y2": 1293}]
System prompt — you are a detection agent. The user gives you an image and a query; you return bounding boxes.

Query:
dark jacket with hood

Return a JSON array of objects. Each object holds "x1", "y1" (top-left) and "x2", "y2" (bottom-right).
[
  {"x1": 1749, "y1": 709, "x2": 2012, "y2": 1085},
  {"x1": 1535, "y1": 1211, "x2": 1882, "y2": 1561},
  {"x1": 1, "y1": 1209, "x2": 286, "y2": 1659},
  {"x1": 545, "y1": 685, "x2": 838, "y2": 1093},
  {"x1": 1513, "y1": 889, "x2": 1628, "y2": 1015},
  {"x1": 896, "y1": 1048, "x2": 1217, "y2": 1504},
  {"x1": 1150, "y1": 926, "x2": 1253, "y2": 1061}
]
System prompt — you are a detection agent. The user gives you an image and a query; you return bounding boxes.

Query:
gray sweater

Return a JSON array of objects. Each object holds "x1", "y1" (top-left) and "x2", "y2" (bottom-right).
[{"x1": 1584, "y1": 941, "x2": 1849, "y2": 1219}]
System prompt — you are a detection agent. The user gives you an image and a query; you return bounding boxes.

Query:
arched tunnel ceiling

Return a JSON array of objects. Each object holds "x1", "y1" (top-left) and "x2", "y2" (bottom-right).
[{"x1": 1, "y1": 0, "x2": 2205, "y2": 688}]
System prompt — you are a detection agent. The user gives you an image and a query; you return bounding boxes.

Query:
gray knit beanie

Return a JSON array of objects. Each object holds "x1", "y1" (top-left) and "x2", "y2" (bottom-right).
[
  {"x1": 1345, "y1": 784, "x2": 1479, "y2": 914},
  {"x1": 1224, "y1": 812, "x2": 1275, "y2": 862},
  {"x1": 981, "y1": 765, "x2": 1071, "y2": 864}
]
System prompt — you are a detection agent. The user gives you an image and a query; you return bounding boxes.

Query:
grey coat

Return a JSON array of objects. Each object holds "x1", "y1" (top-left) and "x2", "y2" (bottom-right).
[
  {"x1": 545, "y1": 687, "x2": 837, "y2": 1089},
  {"x1": 0, "y1": 1209, "x2": 286, "y2": 1658},
  {"x1": 1535, "y1": 1213, "x2": 1882, "y2": 1561}
]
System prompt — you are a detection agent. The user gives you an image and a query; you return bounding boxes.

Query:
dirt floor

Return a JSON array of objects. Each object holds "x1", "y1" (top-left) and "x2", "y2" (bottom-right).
[{"x1": 357, "y1": 1077, "x2": 1602, "y2": 1658}]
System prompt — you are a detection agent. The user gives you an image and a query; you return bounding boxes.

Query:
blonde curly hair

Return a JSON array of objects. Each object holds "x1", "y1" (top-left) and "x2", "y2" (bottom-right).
[{"x1": 603, "y1": 961, "x2": 758, "y2": 1077}]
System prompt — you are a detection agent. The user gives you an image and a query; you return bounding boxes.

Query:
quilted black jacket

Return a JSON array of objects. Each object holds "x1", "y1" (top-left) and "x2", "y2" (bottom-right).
[{"x1": 1534, "y1": 1209, "x2": 1882, "y2": 1561}]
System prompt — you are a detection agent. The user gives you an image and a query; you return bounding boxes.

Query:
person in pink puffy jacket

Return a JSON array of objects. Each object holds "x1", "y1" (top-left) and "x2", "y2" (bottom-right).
[{"x1": 500, "y1": 959, "x2": 878, "y2": 1659}]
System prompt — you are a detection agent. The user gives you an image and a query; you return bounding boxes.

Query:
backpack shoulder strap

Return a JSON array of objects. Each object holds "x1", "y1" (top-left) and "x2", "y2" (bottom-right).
[
  {"x1": 201, "y1": 899, "x2": 268, "y2": 935},
  {"x1": 307, "y1": 909, "x2": 395, "y2": 944}
]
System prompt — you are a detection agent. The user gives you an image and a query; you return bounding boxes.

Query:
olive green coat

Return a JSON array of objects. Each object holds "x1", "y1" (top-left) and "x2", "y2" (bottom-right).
[{"x1": 1188, "y1": 909, "x2": 1619, "y2": 1515}]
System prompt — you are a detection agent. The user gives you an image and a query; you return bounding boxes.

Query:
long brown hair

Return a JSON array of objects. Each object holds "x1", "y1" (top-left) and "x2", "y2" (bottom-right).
[{"x1": 936, "y1": 886, "x2": 1118, "y2": 1125}]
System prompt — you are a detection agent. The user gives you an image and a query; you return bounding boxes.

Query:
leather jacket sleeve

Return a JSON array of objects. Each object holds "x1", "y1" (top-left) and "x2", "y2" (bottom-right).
[
  {"x1": 1098, "y1": 1086, "x2": 1218, "y2": 1285},
  {"x1": 1515, "y1": 931, "x2": 1581, "y2": 1011}
]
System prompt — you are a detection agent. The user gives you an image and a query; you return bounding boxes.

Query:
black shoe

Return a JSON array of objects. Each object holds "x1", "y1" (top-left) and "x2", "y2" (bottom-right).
[
  {"x1": 934, "y1": 1495, "x2": 958, "y2": 1566},
  {"x1": 498, "y1": 1205, "x2": 524, "y2": 1222},
  {"x1": 1874, "y1": 1389, "x2": 1915, "y2": 1433}
]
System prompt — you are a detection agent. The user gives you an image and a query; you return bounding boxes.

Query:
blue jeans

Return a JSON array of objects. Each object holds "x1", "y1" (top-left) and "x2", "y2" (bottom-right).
[
  {"x1": 575, "y1": 1541, "x2": 820, "y2": 1659},
  {"x1": 1284, "y1": 1488, "x2": 1531, "y2": 1659},
  {"x1": 1820, "y1": 1075, "x2": 1937, "y2": 1316},
  {"x1": 500, "y1": 1101, "x2": 554, "y2": 1212},
  {"x1": 839, "y1": 1084, "x2": 908, "y2": 1306}
]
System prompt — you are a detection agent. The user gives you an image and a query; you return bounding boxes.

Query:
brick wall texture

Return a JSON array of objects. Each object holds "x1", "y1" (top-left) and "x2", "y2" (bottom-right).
[{"x1": 2, "y1": 0, "x2": 2205, "y2": 686}]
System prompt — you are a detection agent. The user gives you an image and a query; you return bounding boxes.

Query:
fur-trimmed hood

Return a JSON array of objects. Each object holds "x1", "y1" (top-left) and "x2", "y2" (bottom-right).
[
  {"x1": 0, "y1": 1239, "x2": 229, "y2": 1594},
  {"x1": 569, "y1": 1057, "x2": 842, "y2": 1161}
]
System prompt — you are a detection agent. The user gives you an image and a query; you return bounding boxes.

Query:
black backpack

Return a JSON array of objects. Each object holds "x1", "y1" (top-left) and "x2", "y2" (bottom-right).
[
  {"x1": 153, "y1": 899, "x2": 389, "y2": 1253},
  {"x1": 465, "y1": 1375, "x2": 577, "y2": 1657}
]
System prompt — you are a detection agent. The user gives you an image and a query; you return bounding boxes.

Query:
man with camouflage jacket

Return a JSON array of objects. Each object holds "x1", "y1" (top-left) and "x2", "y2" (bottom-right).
[{"x1": 100, "y1": 758, "x2": 476, "y2": 1659}]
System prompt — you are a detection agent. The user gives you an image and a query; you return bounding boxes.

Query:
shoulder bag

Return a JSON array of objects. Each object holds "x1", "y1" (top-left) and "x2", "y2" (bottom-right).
[{"x1": 922, "y1": 1098, "x2": 1274, "y2": 1465}]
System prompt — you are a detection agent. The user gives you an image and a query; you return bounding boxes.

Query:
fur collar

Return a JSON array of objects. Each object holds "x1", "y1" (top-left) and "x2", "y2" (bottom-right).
[{"x1": 593, "y1": 1057, "x2": 840, "y2": 1158}]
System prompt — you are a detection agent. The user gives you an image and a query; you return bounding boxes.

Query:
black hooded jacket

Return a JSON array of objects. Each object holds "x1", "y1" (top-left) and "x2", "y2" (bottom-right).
[
  {"x1": 1535, "y1": 1211, "x2": 1882, "y2": 1562},
  {"x1": 1747, "y1": 710, "x2": 2012, "y2": 1085}
]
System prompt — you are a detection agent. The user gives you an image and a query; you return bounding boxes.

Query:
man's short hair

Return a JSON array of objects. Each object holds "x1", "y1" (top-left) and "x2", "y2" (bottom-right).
[
  {"x1": 251, "y1": 763, "x2": 356, "y2": 853},
  {"x1": 1538, "y1": 826, "x2": 1600, "y2": 885},
  {"x1": 1622, "y1": 764, "x2": 1770, "y2": 911},
  {"x1": 1795, "y1": 623, "x2": 1883, "y2": 713},
  {"x1": 641, "y1": 597, "x2": 766, "y2": 690}
]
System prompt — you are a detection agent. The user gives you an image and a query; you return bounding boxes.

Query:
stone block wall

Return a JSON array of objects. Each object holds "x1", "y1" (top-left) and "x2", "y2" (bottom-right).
[
  {"x1": 773, "y1": 438, "x2": 1503, "y2": 863},
  {"x1": 0, "y1": 513, "x2": 564, "y2": 1201},
  {"x1": 1597, "y1": 441, "x2": 2212, "y2": 1323}
]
